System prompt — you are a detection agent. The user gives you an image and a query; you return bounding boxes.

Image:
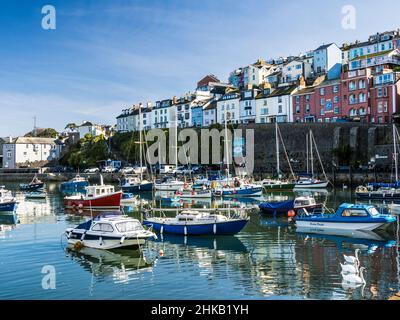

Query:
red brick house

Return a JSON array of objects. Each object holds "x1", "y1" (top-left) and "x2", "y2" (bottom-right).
[
  {"x1": 292, "y1": 86, "x2": 316, "y2": 123},
  {"x1": 314, "y1": 79, "x2": 342, "y2": 122},
  {"x1": 341, "y1": 68, "x2": 372, "y2": 122}
]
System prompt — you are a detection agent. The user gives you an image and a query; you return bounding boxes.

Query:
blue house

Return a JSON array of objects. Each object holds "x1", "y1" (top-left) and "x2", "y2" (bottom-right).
[{"x1": 313, "y1": 43, "x2": 342, "y2": 80}]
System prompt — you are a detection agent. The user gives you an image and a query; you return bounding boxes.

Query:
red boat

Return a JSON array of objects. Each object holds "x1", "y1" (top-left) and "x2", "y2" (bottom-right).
[{"x1": 64, "y1": 183, "x2": 122, "y2": 210}]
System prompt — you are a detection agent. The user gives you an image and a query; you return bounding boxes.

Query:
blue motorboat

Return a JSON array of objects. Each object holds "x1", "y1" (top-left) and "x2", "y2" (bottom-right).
[
  {"x1": 295, "y1": 203, "x2": 397, "y2": 231},
  {"x1": 214, "y1": 184, "x2": 262, "y2": 197},
  {"x1": 143, "y1": 209, "x2": 249, "y2": 235},
  {"x1": 120, "y1": 175, "x2": 153, "y2": 192},
  {"x1": 60, "y1": 174, "x2": 89, "y2": 192},
  {"x1": 259, "y1": 196, "x2": 321, "y2": 215},
  {"x1": 0, "y1": 186, "x2": 17, "y2": 212}
]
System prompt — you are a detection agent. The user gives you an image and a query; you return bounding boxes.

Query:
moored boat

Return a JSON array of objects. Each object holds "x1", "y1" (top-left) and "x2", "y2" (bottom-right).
[
  {"x1": 154, "y1": 177, "x2": 185, "y2": 191},
  {"x1": 295, "y1": 203, "x2": 396, "y2": 231},
  {"x1": 262, "y1": 179, "x2": 295, "y2": 191},
  {"x1": 120, "y1": 175, "x2": 153, "y2": 192},
  {"x1": 176, "y1": 188, "x2": 213, "y2": 199},
  {"x1": 259, "y1": 196, "x2": 321, "y2": 215},
  {"x1": 19, "y1": 174, "x2": 44, "y2": 191},
  {"x1": 60, "y1": 174, "x2": 89, "y2": 192},
  {"x1": 294, "y1": 177, "x2": 329, "y2": 189},
  {"x1": 64, "y1": 176, "x2": 122, "y2": 210},
  {"x1": 143, "y1": 209, "x2": 249, "y2": 235},
  {"x1": 0, "y1": 186, "x2": 17, "y2": 212},
  {"x1": 355, "y1": 185, "x2": 400, "y2": 200},
  {"x1": 65, "y1": 212, "x2": 157, "y2": 250},
  {"x1": 214, "y1": 183, "x2": 262, "y2": 197}
]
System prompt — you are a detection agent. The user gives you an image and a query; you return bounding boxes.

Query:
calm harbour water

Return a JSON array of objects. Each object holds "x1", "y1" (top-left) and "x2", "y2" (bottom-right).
[{"x1": 0, "y1": 183, "x2": 399, "y2": 300}]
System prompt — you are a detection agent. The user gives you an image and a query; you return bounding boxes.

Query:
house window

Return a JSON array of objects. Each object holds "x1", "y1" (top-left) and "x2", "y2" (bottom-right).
[
  {"x1": 333, "y1": 85, "x2": 339, "y2": 93},
  {"x1": 334, "y1": 96, "x2": 339, "y2": 103},
  {"x1": 359, "y1": 79, "x2": 366, "y2": 89},
  {"x1": 320, "y1": 88, "x2": 325, "y2": 95},
  {"x1": 263, "y1": 100, "x2": 267, "y2": 106},
  {"x1": 305, "y1": 95, "x2": 310, "y2": 102},
  {"x1": 359, "y1": 93, "x2": 366, "y2": 103},
  {"x1": 278, "y1": 97, "x2": 282, "y2": 103},
  {"x1": 377, "y1": 88, "x2": 383, "y2": 98},
  {"x1": 320, "y1": 109, "x2": 325, "y2": 115},
  {"x1": 320, "y1": 98, "x2": 325, "y2": 106},
  {"x1": 295, "y1": 96, "x2": 300, "y2": 103},
  {"x1": 378, "y1": 102, "x2": 383, "y2": 113},
  {"x1": 7, "y1": 151, "x2": 11, "y2": 158},
  {"x1": 349, "y1": 81, "x2": 356, "y2": 91},
  {"x1": 278, "y1": 105, "x2": 282, "y2": 113},
  {"x1": 334, "y1": 107, "x2": 339, "y2": 114},
  {"x1": 305, "y1": 104, "x2": 310, "y2": 113},
  {"x1": 296, "y1": 105, "x2": 300, "y2": 113},
  {"x1": 384, "y1": 101, "x2": 388, "y2": 112}
]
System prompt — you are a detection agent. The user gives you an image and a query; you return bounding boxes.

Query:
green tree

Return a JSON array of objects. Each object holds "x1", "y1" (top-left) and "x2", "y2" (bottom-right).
[{"x1": 332, "y1": 144, "x2": 353, "y2": 166}]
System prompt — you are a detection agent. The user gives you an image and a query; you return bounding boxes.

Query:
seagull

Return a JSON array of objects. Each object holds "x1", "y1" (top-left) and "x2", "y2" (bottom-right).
[
  {"x1": 343, "y1": 248, "x2": 360, "y2": 265},
  {"x1": 342, "y1": 267, "x2": 366, "y2": 284}
]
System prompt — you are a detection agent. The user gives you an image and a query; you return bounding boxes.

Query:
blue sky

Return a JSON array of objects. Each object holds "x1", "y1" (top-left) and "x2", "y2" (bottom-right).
[{"x1": 1, "y1": 0, "x2": 400, "y2": 136}]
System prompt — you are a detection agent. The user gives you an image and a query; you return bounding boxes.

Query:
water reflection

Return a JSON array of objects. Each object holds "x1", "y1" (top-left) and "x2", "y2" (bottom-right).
[
  {"x1": 0, "y1": 212, "x2": 18, "y2": 238},
  {"x1": 65, "y1": 245, "x2": 154, "y2": 286}
]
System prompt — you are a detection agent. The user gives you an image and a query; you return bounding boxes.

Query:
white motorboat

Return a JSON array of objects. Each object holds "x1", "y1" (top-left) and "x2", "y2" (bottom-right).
[
  {"x1": 65, "y1": 212, "x2": 157, "y2": 250},
  {"x1": 154, "y1": 177, "x2": 185, "y2": 191},
  {"x1": 25, "y1": 191, "x2": 47, "y2": 199},
  {"x1": 294, "y1": 177, "x2": 329, "y2": 189}
]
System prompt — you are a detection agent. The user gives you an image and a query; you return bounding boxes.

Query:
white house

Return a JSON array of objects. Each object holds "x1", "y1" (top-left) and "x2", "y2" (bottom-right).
[
  {"x1": 255, "y1": 85, "x2": 273, "y2": 123},
  {"x1": 152, "y1": 99, "x2": 174, "y2": 129},
  {"x1": 116, "y1": 108, "x2": 135, "y2": 132},
  {"x1": 202, "y1": 100, "x2": 217, "y2": 127},
  {"x1": 216, "y1": 90, "x2": 241, "y2": 124},
  {"x1": 2, "y1": 137, "x2": 63, "y2": 169},
  {"x1": 243, "y1": 59, "x2": 274, "y2": 87},
  {"x1": 174, "y1": 91, "x2": 211, "y2": 128},
  {"x1": 261, "y1": 85, "x2": 297, "y2": 123},
  {"x1": 78, "y1": 121, "x2": 107, "y2": 138},
  {"x1": 281, "y1": 60, "x2": 312, "y2": 84},
  {"x1": 239, "y1": 87, "x2": 260, "y2": 124}
]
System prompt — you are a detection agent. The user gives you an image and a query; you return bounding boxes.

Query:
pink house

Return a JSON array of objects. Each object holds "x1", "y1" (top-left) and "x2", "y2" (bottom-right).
[{"x1": 314, "y1": 79, "x2": 342, "y2": 122}]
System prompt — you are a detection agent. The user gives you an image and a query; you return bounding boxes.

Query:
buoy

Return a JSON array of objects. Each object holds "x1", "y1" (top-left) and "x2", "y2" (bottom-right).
[
  {"x1": 159, "y1": 249, "x2": 164, "y2": 257},
  {"x1": 288, "y1": 210, "x2": 296, "y2": 218}
]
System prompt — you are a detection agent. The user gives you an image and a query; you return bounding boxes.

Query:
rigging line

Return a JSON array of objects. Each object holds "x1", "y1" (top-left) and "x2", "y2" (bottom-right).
[
  {"x1": 277, "y1": 124, "x2": 296, "y2": 180},
  {"x1": 310, "y1": 130, "x2": 328, "y2": 182}
]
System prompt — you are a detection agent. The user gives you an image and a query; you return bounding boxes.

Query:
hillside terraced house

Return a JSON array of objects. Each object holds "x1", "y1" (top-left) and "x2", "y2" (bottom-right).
[
  {"x1": 217, "y1": 89, "x2": 240, "y2": 124},
  {"x1": 263, "y1": 85, "x2": 297, "y2": 123}
]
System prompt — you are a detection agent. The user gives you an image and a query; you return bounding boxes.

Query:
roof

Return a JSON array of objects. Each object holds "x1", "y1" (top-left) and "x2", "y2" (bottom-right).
[
  {"x1": 204, "y1": 100, "x2": 217, "y2": 110},
  {"x1": 315, "y1": 43, "x2": 335, "y2": 51},
  {"x1": 293, "y1": 86, "x2": 316, "y2": 96},
  {"x1": 267, "y1": 85, "x2": 297, "y2": 97},
  {"x1": 11, "y1": 137, "x2": 57, "y2": 145},
  {"x1": 80, "y1": 121, "x2": 93, "y2": 127},
  {"x1": 315, "y1": 78, "x2": 341, "y2": 88}
]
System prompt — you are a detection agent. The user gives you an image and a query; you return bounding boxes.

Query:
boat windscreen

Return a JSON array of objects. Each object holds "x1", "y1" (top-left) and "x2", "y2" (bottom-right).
[
  {"x1": 368, "y1": 207, "x2": 380, "y2": 216},
  {"x1": 76, "y1": 220, "x2": 93, "y2": 230},
  {"x1": 115, "y1": 221, "x2": 143, "y2": 232}
]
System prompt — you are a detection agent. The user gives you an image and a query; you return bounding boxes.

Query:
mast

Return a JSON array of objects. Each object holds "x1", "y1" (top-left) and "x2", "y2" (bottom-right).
[
  {"x1": 306, "y1": 132, "x2": 309, "y2": 174},
  {"x1": 310, "y1": 130, "x2": 314, "y2": 177},
  {"x1": 224, "y1": 108, "x2": 230, "y2": 180},
  {"x1": 275, "y1": 122, "x2": 280, "y2": 178},
  {"x1": 394, "y1": 124, "x2": 398, "y2": 182},
  {"x1": 139, "y1": 106, "x2": 143, "y2": 182},
  {"x1": 175, "y1": 112, "x2": 178, "y2": 169}
]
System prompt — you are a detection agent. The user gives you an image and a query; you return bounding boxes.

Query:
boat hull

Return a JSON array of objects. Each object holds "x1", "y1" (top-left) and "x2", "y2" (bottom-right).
[
  {"x1": 294, "y1": 181, "x2": 329, "y2": 189},
  {"x1": 60, "y1": 181, "x2": 89, "y2": 192},
  {"x1": 263, "y1": 183, "x2": 295, "y2": 191},
  {"x1": 355, "y1": 192, "x2": 400, "y2": 200},
  {"x1": 0, "y1": 201, "x2": 17, "y2": 212},
  {"x1": 19, "y1": 182, "x2": 44, "y2": 191},
  {"x1": 215, "y1": 186, "x2": 263, "y2": 197},
  {"x1": 67, "y1": 235, "x2": 147, "y2": 249},
  {"x1": 295, "y1": 220, "x2": 389, "y2": 231},
  {"x1": 121, "y1": 182, "x2": 153, "y2": 192},
  {"x1": 64, "y1": 192, "x2": 122, "y2": 209},
  {"x1": 143, "y1": 219, "x2": 249, "y2": 235}
]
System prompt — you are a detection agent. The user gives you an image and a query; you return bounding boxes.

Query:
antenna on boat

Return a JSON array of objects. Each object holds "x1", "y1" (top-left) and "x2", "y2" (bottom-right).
[{"x1": 100, "y1": 174, "x2": 104, "y2": 186}]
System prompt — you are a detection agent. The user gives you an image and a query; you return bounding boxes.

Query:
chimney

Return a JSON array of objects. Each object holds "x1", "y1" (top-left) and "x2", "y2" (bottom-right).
[
  {"x1": 172, "y1": 96, "x2": 178, "y2": 104},
  {"x1": 8, "y1": 136, "x2": 12, "y2": 143},
  {"x1": 299, "y1": 76, "x2": 306, "y2": 88}
]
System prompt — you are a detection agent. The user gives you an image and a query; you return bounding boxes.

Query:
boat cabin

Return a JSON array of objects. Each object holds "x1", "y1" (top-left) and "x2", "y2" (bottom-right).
[
  {"x1": 85, "y1": 185, "x2": 115, "y2": 197},
  {"x1": 294, "y1": 197, "x2": 316, "y2": 207},
  {"x1": 76, "y1": 214, "x2": 144, "y2": 233}
]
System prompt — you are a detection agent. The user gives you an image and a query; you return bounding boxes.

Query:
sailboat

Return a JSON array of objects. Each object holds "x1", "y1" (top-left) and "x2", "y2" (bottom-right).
[
  {"x1": 120, "y1": 106, "x2": 153, "y2": 192},
  {"x1": 294, "y1": 129, "x2": 329, "y2": 189},
  {"x1": 356, "y1": 124, "x2": 400, "y2": 199},
  {"x1": 262, "y1": 123, "x2": 296, "y2": 191},
  {"x1": 213, "y1": 108, "x2": 262, "y2": 197}
]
